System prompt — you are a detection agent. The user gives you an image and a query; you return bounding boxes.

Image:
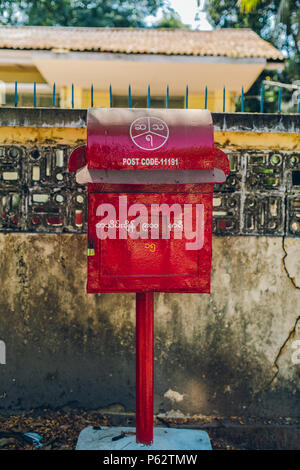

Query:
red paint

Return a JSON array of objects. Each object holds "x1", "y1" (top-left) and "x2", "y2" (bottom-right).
[
  {"x1": 87, "y1": 109, "x2": 215, "y2": 171},
  {"x1": 218, "y1": 220, "x2": 227, "y2": 229},
  {"x1": 136, "y1": 292, "x2": 154, "y2": 445},
  {"x1": 68, "y1": 145, "x2": 87, "y2": 173},
  {"x1": 87, "y1": 191, "x2": 212, "y2": 293},
  {"x1": 46, "y1": 217, "x2": 63, "y2": 226},
  {"x1": 214, "y1": 147, "x2": 230, "y2": 176},
  {"x1": 68, "y1": 111, "x2": 228, "y2": 178},
  {"x1": 75, "y1": 210, "x2": 83, "y2": 227}
]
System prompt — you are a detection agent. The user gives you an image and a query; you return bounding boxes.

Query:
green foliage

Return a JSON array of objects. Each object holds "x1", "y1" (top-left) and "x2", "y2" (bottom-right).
[
  {"x1": 0, "y1": 0, "x2": 164, "y2": 28},
  {"x1": 153, "y1": 9, "x2": 189, "y2": 29},
  {"x1": 205, "y1": 0, "x2": 299, "y2": 57},
  {"x1": 240, "y1": 0, "x2": 261, "y2": 13},
  {"x1": 234, "y1": 63, "x2": 300, "y2": 113},
  {"x1": 206, "y1": 0, "x2": 279, "y2": 38},
  {"x1": 205, "y1": 0, "x2": 300, "y2": 111}
]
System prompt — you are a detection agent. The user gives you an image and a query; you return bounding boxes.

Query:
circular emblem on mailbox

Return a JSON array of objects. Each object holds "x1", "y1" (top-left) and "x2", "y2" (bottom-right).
[{"x1": 130, "y1": 116, "x2": 169, "y2": 151}]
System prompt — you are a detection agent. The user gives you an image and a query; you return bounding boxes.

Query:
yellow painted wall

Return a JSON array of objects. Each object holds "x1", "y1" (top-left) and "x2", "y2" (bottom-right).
[
  {"x1": 65, "y1": 90, "x2": 236, "y2": 111},
  {"x1": 60, "y1": 89, "x2": 236, "y2": 111},
  {"x1": 0, "y1": 66, "x2": 47, "y2": 84},
  {"x1": 60, "y1": 86, "x2": 83, "y2": 109},
  {"x1": 213, "y1": 89, "x2": 236, "y2": 112},
  {"x1": 0, "y1": 62, "x2": 237, "y2": 111},
  {"x1": 189, "y1": 93, "x2": 215, "y2": 111},
  {"x1": 59, "y1": 86, "x2": 110, "y2": 109},
  {"x1": 0, "y1": 126, "x2": 297, "y2": 151},
  {"x1": 189, "y1": 92, "x2": 236, "y2": 112},
  {"x1": 82, "y1": 90, "x2": 110, "y2": 108}
]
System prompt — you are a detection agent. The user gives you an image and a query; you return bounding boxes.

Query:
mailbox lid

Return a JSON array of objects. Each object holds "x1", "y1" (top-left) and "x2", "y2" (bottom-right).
[
  {"x1": 87, "y1": 108, "x2": 215, "y2": 171},
  {"x1": 87, "y1": 192, "x2": 213, "y2": 293}
]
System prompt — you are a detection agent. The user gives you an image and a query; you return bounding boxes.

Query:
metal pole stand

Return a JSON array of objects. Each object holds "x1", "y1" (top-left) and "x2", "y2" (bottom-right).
[
  {"x1": 136, "y1": 292, "x2": 154, "y2": 445},
  {"x1": 76, "y1": 292, "x2": 212, "y2": 450}
]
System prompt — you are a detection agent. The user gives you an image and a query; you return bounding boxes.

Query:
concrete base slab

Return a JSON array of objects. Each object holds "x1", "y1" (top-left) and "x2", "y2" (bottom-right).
[{"x1": 76, "y1": 426, "x2": 212, "y2": 450}]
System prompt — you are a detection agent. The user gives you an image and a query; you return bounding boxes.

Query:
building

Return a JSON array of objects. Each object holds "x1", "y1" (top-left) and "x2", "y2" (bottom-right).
[{"x1": 0, "y1": 26, "x2": 284, "y2": 111}]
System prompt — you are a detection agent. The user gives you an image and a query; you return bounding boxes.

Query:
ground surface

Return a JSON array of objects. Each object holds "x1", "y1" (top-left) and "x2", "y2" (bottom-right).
[{"x1": 0, "y1": 409, "x2": 300, "y2": 450}]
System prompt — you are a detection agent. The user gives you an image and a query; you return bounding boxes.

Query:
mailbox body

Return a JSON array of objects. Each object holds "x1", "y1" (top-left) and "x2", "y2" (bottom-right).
[
  {"x1": 69, "y1": 108, "x2": 229, "y2": 294},
  {"x1": 87, "y1": 184, "x2": 213, "y2": 293}
]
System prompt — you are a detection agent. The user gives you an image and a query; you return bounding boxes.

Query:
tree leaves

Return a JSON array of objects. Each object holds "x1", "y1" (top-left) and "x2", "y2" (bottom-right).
[
  {"x1": 0, "y1": 0, "x2": 164, "y2": 28},
  {"x1": 205, "y1": 0, "x2": 299, "y2": 57}
]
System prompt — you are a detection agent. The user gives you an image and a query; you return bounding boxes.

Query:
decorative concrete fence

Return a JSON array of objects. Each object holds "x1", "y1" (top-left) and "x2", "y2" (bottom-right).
[{"x1": 0, "y1": 108, "x2": 299, "y2": 419}]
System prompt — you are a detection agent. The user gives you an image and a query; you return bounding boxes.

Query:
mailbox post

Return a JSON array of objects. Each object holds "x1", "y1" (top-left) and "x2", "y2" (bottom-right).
[
  {"x1": 69, "y1": 108, "x2": 229, "y2": 448},
  {"x1": 136, "y1": 292, "x2": 154, "y2": 445}
]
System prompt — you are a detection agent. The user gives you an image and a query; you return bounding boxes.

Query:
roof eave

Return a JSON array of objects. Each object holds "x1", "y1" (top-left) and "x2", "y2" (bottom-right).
[{"x1": 265, "y1": 59, "x2": 285, "y2": 71}]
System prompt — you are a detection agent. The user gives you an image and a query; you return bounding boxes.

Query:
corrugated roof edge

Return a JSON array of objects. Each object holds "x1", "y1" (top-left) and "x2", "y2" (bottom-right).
[
  {"x1": 0, "y1": 47, "x2": 285, "y2": 59},
  {"x1": 0, "y1": 25, "x2": 284, "y2": 60}
]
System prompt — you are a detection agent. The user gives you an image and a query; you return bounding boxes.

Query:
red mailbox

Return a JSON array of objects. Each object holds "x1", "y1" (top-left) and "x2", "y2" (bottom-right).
[
  {"x1": 69, "y1": 108, "x2": 229, "y2": 446},
  {"x1": 69, "y1": 108, "x2": 229, "y2": 294}
]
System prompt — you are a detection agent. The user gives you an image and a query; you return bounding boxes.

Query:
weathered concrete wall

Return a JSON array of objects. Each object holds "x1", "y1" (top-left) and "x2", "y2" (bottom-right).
[
  {"x1": 0, "y1": 233, "x2": 299, "y2": 417},
  {"x1": 0, "y1": 108, "x2": 299, "y2": 417}
]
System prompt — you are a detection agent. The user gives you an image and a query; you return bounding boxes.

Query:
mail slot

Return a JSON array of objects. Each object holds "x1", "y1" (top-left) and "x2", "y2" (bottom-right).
[{"x1": 68, "y1": 108, "x2": 229, "y2": 294}]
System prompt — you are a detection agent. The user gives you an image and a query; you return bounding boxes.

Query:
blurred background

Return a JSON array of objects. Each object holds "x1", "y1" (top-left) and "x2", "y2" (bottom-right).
[{"x1": 0, "y1": 0, "x2": 298, "y2": 112}]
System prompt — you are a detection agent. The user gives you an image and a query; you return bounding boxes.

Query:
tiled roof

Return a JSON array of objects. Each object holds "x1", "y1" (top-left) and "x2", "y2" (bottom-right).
[{"x1": 0, "y1": 26, "x2": 284, "y2": 60}]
